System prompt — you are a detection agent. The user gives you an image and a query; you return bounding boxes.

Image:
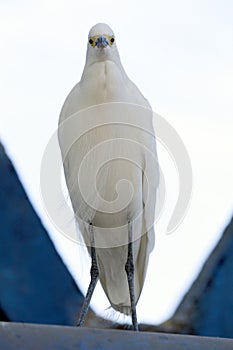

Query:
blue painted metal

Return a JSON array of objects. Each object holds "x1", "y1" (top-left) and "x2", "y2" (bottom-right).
[
  {"x1": 169, "y1": 217, "x2": 233, "y2": 338},
  {"x1": 0, "y1": 143, "x2": 84, "y2": 325},
  {"x1": 193, "y1": 218, "x2": 233, "y2": 337},
  {"x1": 1, "y1": 322, "x2": 233, "y2": 350}
]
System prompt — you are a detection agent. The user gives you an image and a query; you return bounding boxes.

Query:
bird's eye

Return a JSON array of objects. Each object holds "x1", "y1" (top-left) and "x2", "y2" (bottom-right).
[
  {"x1": 110, "y1": 37, "x2": 115, "y2": 44},
  {"x1": 89, "y1": 38, "x2": 94, "y2": 45}
]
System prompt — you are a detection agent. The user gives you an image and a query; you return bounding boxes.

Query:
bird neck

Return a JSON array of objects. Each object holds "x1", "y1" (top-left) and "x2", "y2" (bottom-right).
[
  {"x1": 81, "y1": 53, "x2": 128, "y2": 84},
  {"x1": 80, "y1": 59, "x2": 130, "y2": 104},
  {"x1": 84, "y1": 45, "x2": 124, "y2": 68}
]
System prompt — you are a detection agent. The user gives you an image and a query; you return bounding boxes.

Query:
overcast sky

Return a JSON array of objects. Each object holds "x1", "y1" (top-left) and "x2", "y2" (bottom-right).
[{"x1": 1, "y1": 0, "x2": 233, "y2": 324}]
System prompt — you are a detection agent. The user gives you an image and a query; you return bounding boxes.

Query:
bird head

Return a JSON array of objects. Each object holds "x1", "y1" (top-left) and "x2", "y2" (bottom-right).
[
  {"x1": 89, "y1": 34, "x2": 115, "y2": 49},
  {"x1": 85, "y1": 23, "x2": 121, "y2": 65},
  {"x1": 88, "y1": 23, "x2": 115, "y2": 49}
]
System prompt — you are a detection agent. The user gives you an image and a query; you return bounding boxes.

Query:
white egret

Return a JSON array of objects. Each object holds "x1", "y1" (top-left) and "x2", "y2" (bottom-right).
[{"x1": 58, "y1": 23, "x2": 159, "y2": 331}]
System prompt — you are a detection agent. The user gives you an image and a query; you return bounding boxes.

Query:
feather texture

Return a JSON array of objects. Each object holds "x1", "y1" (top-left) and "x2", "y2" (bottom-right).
[{"x1": 58, "y1": 23, "x2": 159, "y2": 314}]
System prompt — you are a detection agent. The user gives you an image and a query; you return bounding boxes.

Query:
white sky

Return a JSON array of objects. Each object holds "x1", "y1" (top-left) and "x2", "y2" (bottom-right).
[{"x1": 1, "y1": 0, "x2": 233, "y2": 324}]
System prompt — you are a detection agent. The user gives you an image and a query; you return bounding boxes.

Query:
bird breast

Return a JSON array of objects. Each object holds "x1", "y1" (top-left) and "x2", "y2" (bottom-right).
[{"x1": 80, "y1": 60, "x2": 132, "y2": 105}]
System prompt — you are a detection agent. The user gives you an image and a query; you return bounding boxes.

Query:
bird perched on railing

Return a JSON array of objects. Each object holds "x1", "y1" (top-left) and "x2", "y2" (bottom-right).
[{"x1": 58, "y1": 23, "x2": 159, "y2": 331}]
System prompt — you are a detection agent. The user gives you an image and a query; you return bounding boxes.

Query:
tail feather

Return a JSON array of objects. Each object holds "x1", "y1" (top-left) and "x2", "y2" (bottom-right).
[{"x1": 96, "y1": 229, "x2": 152, "y2": 315}]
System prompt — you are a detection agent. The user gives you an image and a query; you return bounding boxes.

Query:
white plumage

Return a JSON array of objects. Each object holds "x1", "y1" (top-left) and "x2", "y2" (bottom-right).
[{"x1": 58, "y1": 23, "x2": 159, "y2": 320}]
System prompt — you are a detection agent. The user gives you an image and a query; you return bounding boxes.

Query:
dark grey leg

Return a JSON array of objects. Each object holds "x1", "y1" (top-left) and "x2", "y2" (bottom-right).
[
  {"x1": 125, "y1": 221, "x2": 139, "y2": 331},
  {"x1": 77, "y1": 223, "x2": 99, "y2": 327}
]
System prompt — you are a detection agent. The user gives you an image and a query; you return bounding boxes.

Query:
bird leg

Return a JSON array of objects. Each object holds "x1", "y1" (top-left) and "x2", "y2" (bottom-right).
[
  {"x1": 77, "y1": 223, "x2": 99, "y2": 327},
  {"x1": 125, "y1": 221, "x2": 139, "y2": 331}
]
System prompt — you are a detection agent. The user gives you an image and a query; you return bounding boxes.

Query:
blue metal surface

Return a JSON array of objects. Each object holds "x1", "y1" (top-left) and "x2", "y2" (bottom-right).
[
  {"x1": 0, "y1": 143, "x2": 83, "y2": 325},
  {"x1": 1, "y1": 322, "x2": 233, "y2": 350},
  {"x1": 194, "y1": 219, "x2": 233, "y2": 337}
]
